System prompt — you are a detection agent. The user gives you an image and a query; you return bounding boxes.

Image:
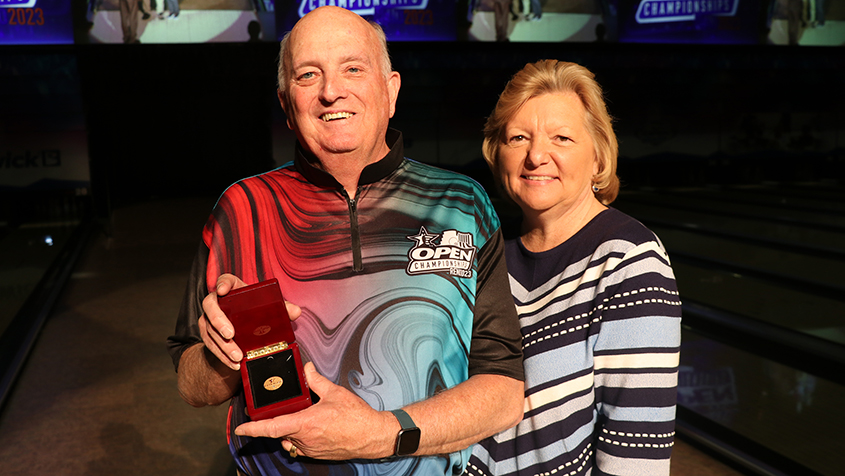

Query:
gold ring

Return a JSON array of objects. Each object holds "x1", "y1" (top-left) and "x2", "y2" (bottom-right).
[{"x1": 289, "y1": 444, "x2": 298, "y2": 458}]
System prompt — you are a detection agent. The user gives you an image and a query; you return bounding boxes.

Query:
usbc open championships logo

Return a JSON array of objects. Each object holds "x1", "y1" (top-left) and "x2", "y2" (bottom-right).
[
  {"x1": 298, "y1": 0, "x2": 428, "y2": 18},
  {"x1": 0, "y1": 0, "x2": 38, "y2": 8},
  {"x1": 635, "y1": 0, "x2": 738, "y2": 24},
  {"x1": 406, "y1": 227, "x2": 476, "y2": 279}
]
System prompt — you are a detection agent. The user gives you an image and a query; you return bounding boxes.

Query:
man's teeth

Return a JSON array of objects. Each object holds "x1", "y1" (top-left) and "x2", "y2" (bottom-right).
[{"x1": 322, "y1": 112, "x2": 353, "y2": 122}]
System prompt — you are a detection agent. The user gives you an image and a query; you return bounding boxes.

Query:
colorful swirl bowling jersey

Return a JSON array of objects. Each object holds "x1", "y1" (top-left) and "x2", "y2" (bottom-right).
[{"x1": 168, "y1": 130, "x2": 523, "y2": 476}]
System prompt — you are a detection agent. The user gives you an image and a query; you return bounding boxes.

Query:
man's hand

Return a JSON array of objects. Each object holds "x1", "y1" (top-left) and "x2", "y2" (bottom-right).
[
  {"x1": 178, "y1": 273, "x2": 303, "y2": 407},
  {"x1": 198, "y1": 274, "x2": 246, "y2": 370},
  {"x1": 232, "y1": 365, "x2": 523, "y2": 460},
  {"x1": 199, "y1": 274, "x2": 302, "y2": 371},
  {"x1": 234, "y1": 362, "x2": 397, "y2": 460}
]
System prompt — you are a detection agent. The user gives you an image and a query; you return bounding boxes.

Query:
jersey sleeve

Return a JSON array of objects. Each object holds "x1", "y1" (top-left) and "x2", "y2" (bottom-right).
[
  {"x1": 468, "y1": 228, "x2": 525, "y2": 381},
  {"x1": 592, "y1": 237, "x2": 682, "y2": 475},
  {"x1": 166, "y1": 241, "x2": 211, "y2": 372},
  {"x1": 165, "y1": 180, "x2": 261, "y2": 372}
]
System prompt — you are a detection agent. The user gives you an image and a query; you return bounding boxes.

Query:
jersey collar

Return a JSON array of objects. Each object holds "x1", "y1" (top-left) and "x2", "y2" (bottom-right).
[{"x1": 294, "y1": 128, "x2": 404, "y2": 190}]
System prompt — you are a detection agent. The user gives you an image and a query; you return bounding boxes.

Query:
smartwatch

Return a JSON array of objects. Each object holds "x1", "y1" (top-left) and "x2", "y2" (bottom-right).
[{"x1": 390, "y1": 409, "x2": 421, "y2": 456}]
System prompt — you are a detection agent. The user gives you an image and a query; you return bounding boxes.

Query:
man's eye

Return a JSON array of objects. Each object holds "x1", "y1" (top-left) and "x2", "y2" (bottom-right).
[
  {"x1": 347, "y1": 67, "x2": 361, "y2": 73},
  {"x1": 298, "y1": 72, "x2": 315, "y2": 80}
]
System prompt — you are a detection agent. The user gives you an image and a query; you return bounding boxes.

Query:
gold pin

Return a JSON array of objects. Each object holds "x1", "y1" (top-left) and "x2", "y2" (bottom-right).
[{"x1": 264, "y1": 376, "x2": 283, "y2": 391}]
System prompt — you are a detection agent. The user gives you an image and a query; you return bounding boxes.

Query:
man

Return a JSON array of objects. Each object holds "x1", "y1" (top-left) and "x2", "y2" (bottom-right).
[
  {"x1": 167, "y1": 6, "x2": 524, "y2": 475},
  {"x1": 118, "y1": 0, "x2": 142, "y2": 43},
  {"x1": 491, "y1": 0, "x2": 512, "y2": 41}
]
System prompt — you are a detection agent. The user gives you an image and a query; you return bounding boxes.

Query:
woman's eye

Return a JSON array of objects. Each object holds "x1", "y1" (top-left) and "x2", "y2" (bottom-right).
[
  {"x1": 555, "y1": 135, "x2": 572, "y2": 142},
  {"x1": 508, "y1": 135, "x2": 526, "y2": 143}
]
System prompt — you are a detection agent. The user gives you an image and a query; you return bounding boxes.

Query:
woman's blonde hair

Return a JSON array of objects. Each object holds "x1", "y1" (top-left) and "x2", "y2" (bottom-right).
[{"x1": 482, "y1": 60, "x2": 619, "y2": 205}]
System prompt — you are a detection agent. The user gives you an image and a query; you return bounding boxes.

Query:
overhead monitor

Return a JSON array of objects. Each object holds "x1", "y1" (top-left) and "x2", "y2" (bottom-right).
[
  {"x1": 2, "y1": 1, "x2": 841, "y2": 45},
  {"x1": 0, "y1": 0, "x2": 74, "y2": 45},
  {"x1": 79, "y1": 0, "x2": 276, "y2": 43}
]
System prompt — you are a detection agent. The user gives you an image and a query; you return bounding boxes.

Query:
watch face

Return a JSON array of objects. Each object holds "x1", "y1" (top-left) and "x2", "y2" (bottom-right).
[{"x1": 396, "y1": 427, "x2": 421, "y2": 456}]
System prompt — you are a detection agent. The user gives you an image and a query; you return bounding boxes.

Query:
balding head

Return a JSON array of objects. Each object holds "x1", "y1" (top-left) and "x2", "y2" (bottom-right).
[{"x1": 278, "y1": 7, "x2": 392, "y2": 96}]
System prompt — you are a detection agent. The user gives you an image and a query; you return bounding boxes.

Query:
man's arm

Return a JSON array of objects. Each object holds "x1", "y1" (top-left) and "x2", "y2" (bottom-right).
[
  {"x1": 401, "y1": 372, "x2": 524, "y2": 455},
  {"x1": 174, "y1": 273, "x2": 248, "y2": 407},
  {"x1": 234, "y1": 363, "x2": 523, "y2": 460},
  {"x1": 177, "y1": 343, "x2": 242, "y2": 407}
]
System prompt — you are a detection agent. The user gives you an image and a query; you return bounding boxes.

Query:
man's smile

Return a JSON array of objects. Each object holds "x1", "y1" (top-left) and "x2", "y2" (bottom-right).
[{"x1": 321, "y1": 112, "x2": 354, "y2": 122}]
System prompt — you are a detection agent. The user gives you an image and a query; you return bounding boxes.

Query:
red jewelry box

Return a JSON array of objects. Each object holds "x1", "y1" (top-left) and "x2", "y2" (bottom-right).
[{"x1": 217, "y1": 278, "x2": 313, "y2": 420}]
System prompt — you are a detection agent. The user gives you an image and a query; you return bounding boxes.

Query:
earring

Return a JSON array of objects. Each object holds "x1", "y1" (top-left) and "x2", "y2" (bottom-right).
[{"x1": 592, "y1": 183, "x2": 600, "y2": 193}]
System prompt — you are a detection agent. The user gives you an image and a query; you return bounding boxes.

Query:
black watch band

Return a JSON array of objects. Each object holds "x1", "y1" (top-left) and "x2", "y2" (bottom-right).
[{"x1": 390, "y1": 409, "x2": 421, "y2": 456}]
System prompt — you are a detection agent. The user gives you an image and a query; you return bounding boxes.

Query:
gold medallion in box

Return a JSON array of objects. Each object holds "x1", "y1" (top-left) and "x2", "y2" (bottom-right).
[{"x1": 217, "y1": 279, "x2": 314, "y2": 420}]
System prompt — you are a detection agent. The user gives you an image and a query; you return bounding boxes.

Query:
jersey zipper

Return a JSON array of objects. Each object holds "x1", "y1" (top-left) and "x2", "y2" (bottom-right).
[{"x1": 344, "y1": 187, "x2": 363, "y2": 272}]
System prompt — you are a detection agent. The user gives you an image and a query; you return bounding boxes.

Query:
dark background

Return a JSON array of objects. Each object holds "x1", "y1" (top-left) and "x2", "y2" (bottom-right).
[
  {"x1": 65, "y1": 41, "x2": 844, "y2": 213},
  {"x1": 1, "y1": 36, "x2": 843, "y2": 222}
]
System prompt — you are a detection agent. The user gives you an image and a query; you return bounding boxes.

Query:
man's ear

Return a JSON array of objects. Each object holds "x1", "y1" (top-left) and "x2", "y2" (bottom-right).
[
  {"x1": 277, "y1": 89, "x2": 293, "y2": 130},
  {"x1": 387, "y1": 71, "x2": 401, "y2": 119}
]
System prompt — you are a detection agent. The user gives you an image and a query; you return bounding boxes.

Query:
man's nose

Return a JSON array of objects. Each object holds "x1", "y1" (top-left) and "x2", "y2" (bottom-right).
[{"x1": 320, "y1": 71, "x2": 346, "y2": 103}]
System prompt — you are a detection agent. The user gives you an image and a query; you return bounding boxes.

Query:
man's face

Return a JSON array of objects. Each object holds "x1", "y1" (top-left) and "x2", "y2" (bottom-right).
[{"x1": 281, "y1": 7, "x2": 400, "y2": 163}]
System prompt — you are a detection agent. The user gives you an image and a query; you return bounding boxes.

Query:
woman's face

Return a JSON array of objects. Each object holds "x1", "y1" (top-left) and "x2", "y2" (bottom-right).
[{"x1": 498, "y1": 92, "x2": 599, "y2": 218}]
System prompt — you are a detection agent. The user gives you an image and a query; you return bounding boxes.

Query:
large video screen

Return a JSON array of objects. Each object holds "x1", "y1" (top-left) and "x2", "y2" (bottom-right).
[
  {"x1": 277, "y1": 0, "x2": 458, "y2": 41},
  {"x1": 616, "y1": 0, "x2": 765, "y2": 44},
  {"x1": 275, "y1": 0, "x2": 609, "y2": 42},
  {"x1": 80, "y1": 0, "x2": 276, "y2": 43},
  {"x1": 276, "y1": 0, "x2": 843, "y2": 45},
  {"x1": 0, "y1": 0, "x2": 74, "y2": 44},
  {"x1": 2, "y1": 0, "x2": 841, "y2": 45},
  {"x1": 615, "y1": 0, "x2": 843, "y2": 45}
]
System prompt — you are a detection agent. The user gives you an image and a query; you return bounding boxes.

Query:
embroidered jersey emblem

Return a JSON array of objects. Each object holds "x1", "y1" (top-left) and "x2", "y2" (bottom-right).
[{"x1": 406, "y1": 227, "x2": 476, "y2": 278}]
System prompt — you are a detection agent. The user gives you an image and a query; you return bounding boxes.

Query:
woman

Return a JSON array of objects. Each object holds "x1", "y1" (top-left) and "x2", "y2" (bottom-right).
[{"x1": 467, "y1": 60, "x2": 682, "y2": 475}]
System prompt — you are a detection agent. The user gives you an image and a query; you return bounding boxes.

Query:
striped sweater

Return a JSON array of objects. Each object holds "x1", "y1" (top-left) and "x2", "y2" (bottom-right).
[{"x1": 467, "y1": 208, "x2": 682, "y2": 476}]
